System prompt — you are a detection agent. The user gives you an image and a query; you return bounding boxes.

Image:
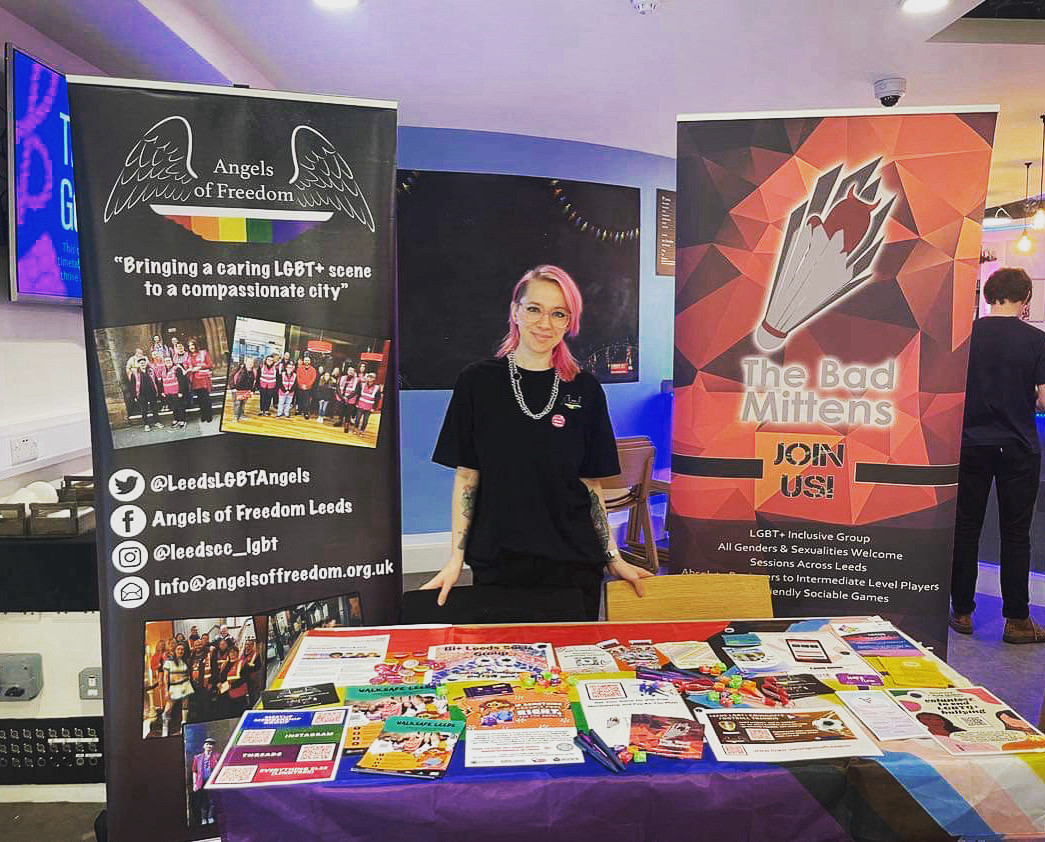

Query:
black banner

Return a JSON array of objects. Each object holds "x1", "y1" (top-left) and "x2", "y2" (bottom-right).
[{"x1": 68, "y1": 79, "x2": 399, "y2": 841}]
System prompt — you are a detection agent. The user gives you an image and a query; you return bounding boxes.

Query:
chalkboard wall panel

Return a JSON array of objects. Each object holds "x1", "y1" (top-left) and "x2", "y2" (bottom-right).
[{"x1": 397, "y1": 171, "x2": 640, "y2": 389}]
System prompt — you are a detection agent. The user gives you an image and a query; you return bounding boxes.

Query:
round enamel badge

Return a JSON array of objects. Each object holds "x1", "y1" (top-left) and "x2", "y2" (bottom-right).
[{"x1": 551, "y1": 414, "x2": 565, "y2": 428}]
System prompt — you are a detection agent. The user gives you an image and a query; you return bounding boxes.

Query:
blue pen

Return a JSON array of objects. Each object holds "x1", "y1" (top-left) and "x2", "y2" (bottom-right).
[
  {"x1": 583, "y1": 729, "x2": 626, "y2": 772},
  {"x1": 573, "y1": 735, "x2": 617, "y2": 773}
]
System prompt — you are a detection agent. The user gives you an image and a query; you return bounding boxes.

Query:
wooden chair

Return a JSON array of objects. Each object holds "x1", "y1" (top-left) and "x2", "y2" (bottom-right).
[
  {"x1": 602, "y1": 437, "x2": 658, "y2": 573},
  {"x1": 605, "y1": 572, "x2": 774, "y2": 622}
]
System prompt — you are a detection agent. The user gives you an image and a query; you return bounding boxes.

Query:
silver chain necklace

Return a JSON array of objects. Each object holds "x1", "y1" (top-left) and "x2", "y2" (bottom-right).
[{"x1": 507, "y1": 351, "x2": 559, "y2": 420}]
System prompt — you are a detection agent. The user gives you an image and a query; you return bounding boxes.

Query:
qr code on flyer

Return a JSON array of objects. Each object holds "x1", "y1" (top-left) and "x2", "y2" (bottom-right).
[
  {"x1": 214, "y1": 765, "x2": 257, "y2": 785},
  {"x1": 297, "y1": 743, "x2": 337, "y2": 762},
  {"x1": 723, "y1": 745, "x2": 748, "y2": 756},
  {"x1": 237, "y1": 729, "x2": 276, "y2": 745},
  {"x1": 585, "y1": 682, "x2": 626, "y2": 701},
  {"x1": 744, "y1": 728, "x2": 773, "y2": 741},
  {"x1": 313, "y1": 709, "x2": 347, "y2": 725}
]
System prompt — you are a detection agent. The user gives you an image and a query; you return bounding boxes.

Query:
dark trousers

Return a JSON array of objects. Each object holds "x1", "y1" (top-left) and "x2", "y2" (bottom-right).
[
  {"x1": 133, "y1": 396, "x2": 159, "y2": 426},
  {"x1": 193, "y1": 388, "x2": 212, "y2": 422},
  {"x1": 952, "y1": 443, "x2": 1041, "y2": 620},
  {"x1": 472, "y1": 558, "x2": 603, "y2": 621},
  {"x1": 167, "y1": 394, "x2": 187, "y2": 424},
  {"x1": 357, "y1": 409, "x2": 373, "y2": 432},
  {"x1": 259, "y1": 387, "x2": 277, "y2": 414},
  {"x1": 342, "y1": 404, "x2": 357, "y2": 430},
  {"x1": 296, "y1": 389, "x2": 312, "y2": 418}
]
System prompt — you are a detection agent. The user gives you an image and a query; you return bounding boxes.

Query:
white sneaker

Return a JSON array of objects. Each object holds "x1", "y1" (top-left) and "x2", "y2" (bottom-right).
[
  {"x1": 318, "y1": 418, "x2": 324, "y2": 424},
  {"x1": 155, "y1": 422, "x2": 164, "y2": 428},
  {"x1": 144, "y1": 424, "x2": 152, "y2": 431}
]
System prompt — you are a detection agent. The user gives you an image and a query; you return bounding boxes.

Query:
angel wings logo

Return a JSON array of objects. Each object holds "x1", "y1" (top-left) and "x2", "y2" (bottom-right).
[
  {"x1": 103, "y1": 116, "x2": 374, "y2": 243},
  {"x1": 754, "y1": 159, "x2": 894, "y2": 352}
]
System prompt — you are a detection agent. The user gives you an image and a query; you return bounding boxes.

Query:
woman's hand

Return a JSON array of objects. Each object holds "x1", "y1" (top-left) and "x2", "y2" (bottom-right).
[
  {"x1": 606, "y1": 556, "x2": 653, "y2": 597},
  {"x1": 420, "y1": 558, "x2": 464, "y2": 606}
]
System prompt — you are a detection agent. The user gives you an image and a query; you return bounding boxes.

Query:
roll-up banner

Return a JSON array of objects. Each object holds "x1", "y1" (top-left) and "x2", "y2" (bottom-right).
[
  {"x1": 671, "y1": 107, "x2": 998, "y2": 652},
  {"x1": 68, "y1": 77, "x2": 399, "y2": 841}
]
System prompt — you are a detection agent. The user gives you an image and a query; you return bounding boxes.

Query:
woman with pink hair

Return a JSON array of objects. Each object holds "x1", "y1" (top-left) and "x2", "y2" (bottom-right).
[{"x1": 424, "y1": 265, "x2": 651, "y2": 620}]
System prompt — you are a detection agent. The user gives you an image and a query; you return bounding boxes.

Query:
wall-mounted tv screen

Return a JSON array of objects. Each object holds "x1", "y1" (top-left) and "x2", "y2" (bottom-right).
[
  {"x1": 396, "y1": 170, "x2": 640, "y2": 388},
  {"x1": 5, "y1": 43, "x2": 82, "y2": 304}
]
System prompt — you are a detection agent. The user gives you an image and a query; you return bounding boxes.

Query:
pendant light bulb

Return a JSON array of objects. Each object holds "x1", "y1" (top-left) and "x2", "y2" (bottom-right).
[
  {"x1": 1033, "y1": 207, "x2": 1045, "y2": 231},
  {"x1": 1017, "y1": 230, "x2": 1034, "y2": 254}
]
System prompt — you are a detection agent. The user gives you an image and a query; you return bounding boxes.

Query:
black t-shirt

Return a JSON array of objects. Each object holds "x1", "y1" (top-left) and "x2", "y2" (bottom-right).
[
  {"x1": 962, "y1": 316, "x2": 1045, "y2": 452},
  {"x1": 433, "y1": 357, "x2": 621, "y2": 571}
]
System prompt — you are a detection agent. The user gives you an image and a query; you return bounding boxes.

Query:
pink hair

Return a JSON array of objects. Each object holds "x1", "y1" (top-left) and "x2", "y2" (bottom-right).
[{"x1": 495, "y1": 265, "x2": 583, "y2": 381}]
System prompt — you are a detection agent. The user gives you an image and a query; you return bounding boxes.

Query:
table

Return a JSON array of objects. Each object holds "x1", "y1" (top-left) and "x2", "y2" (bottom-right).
[{"x1": 213, "y1": 619, "x2": 1045, "y2": 842}]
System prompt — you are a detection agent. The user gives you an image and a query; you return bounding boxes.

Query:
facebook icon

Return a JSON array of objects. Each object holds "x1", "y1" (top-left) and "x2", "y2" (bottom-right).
[{"x1": 110, "y1": 504, "x2": 146, "y2": 538}]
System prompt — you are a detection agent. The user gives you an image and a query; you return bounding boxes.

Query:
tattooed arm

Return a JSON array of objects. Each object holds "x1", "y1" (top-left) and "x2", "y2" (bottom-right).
[
  {"x1": 581, "y1": 477, "x2": 652, "y2": 597},
  {"x1": 421, "y1": 467, "x2": 479, "y2": 606}
]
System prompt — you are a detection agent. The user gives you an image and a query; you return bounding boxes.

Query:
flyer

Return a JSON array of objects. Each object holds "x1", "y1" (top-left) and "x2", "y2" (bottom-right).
[
  {"x1": 600, "y1": 639, "x2": 664, "y2": 670},
  {"x1": 629, "y1": 714, "x2": 705, "y2": 759},
  {"x1": 342, "y1": 684, "x2": 449, "y2": 754},
  {"x1": 576, "y1": 678, "x2": 693, "y2": 747},
  {"x1": 701, "y1": 707, "x2": 882, "y2": 763},
  {"x1": 456, "y1": 686, "x2": 582, "y2": 767},
  {"x1": 464, "y1": 728, "x2": 582, "y2": 767},
  {"x1": 720, "y1": 632, "x2": 871, "y2": 681},
  {"x1": 889, "y1": 687, "x2": 1045, "y2": 755},
  {"x1": 836, "y1": 690, "x2": 930, "y2": 741},
  {"x1": 426, "y1": 643, "x2": 555, "y2": 684},
  {"x1": 832, "y1": 622, "x2": 924, "y2": 658},
  {"x1": 874, "y1": 657, "x2": 951, "y2": 689},
  {"x1": 280, "y1": 633, "x2": 390, "y2": 689},
  {"x1": 653, "y1": 641, "x2": 717, "y2": 669},
  {"x1": 261, "y1": 683, "x2": 342, "y2": 711},
  {"x1": 555, "y1": 645, "x2": 620, "y2": 674},
  {"x1": 206, "y1": 708, "x2": 350, "y2": 788},
  {"x1": 353, "y1": 716, "x2": 464, "y2": 779}
]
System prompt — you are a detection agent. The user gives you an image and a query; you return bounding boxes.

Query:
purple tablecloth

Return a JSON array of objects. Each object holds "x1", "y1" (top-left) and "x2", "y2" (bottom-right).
[{"x1": 212, "y1": 749, "x2": 941, "y2": 842}]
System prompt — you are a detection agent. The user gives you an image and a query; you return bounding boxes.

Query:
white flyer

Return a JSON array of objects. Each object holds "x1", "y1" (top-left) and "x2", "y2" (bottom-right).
[
  {"x1": 555, "y1": 645, "x2": 620, "y2": 674},
  {"x1": 837, "y1": 690, "x2": 931, "y2": 742},
  {"x1": 700, "y1": 706, "x2": 882, "y2": 763},
  {"x1": 280, "y1": 633, "x2": 390, "y2": 689},
  {"x1": 464, "y1": 728, "x2": 583, "y2": 767},
  {"x1": 576, "y1": 678, "x2": 692, "y2": 748},
  {"x1": 653, "y1": 641, "x2": 717, "y2": 669}
]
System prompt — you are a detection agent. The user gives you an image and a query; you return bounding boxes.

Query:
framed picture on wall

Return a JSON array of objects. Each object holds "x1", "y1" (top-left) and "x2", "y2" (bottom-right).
[{"x1": 396, "y1": 171, "x2": 641, "y2": 388}]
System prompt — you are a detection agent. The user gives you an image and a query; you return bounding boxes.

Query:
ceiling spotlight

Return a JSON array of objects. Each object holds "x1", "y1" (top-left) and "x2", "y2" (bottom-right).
[
  {"x1": 314, "y1": 0, "x2": 360, "y2": 9},
  {"x1": 631, "y1": 0, "x2": 659, "y2": 13},
  {"x1": 899, "y1": 0, "x2": 949, "y2": 12}
]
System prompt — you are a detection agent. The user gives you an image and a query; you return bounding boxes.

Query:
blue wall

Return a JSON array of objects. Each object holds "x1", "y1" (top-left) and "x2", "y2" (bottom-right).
[{"x1": 398, "y1": 126, "x2": 675, "y2": 534}]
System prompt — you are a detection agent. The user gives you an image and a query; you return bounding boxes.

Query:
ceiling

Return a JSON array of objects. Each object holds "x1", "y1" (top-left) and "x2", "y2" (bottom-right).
[{"x1": 5, "y1": 0, "x2": 1045, "y2": 207}]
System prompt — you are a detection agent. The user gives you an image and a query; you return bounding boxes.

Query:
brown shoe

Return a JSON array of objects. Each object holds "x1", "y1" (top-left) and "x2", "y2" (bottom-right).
[
  {"x1": 1002, "y1": 617, "x2": 1045, "y2": 644},
  {"x1": 948, "y1": 612, "x2": 973, "y2": 635}
]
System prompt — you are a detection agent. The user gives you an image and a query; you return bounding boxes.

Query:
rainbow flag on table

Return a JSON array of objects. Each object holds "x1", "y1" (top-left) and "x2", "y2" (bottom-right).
[{"x1": 150, "y1": 205, "x2": 333, "y2": 244}]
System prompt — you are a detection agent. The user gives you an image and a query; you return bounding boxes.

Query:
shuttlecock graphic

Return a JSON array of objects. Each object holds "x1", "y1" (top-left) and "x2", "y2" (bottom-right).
[{"x1": 754, "y1": 159, "x2": 895, "y2": 352}]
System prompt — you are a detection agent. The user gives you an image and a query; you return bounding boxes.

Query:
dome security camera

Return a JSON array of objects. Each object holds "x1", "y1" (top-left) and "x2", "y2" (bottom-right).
[
  {"x1": 631, "y1": 0, "x2": 659, "y2": 13},
  {"x1": 874, "y1": 77, "x2": 907, "y2": 108}
]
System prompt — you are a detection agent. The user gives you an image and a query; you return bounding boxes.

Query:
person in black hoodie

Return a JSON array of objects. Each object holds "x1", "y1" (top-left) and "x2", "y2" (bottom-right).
[
  {"x1": 128, "y1": 356, "x2": 163, "y2": 431},
  {"x1": 229, "y1": 357, "x2": 259, "y2": 423}
]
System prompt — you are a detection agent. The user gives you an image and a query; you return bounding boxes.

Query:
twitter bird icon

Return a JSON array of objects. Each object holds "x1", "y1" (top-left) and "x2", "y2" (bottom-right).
[{"x1": 109, "y1": 469, "x2": 145, "y2": 503}]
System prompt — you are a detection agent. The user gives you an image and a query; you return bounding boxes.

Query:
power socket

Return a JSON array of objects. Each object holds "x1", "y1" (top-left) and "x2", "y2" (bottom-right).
[
  {"x1": 78, "y1": 667, "x2": 103, "y2": 700},
  {"x1": 9, "y1": 436, "x2": 39, "y2": 466}
]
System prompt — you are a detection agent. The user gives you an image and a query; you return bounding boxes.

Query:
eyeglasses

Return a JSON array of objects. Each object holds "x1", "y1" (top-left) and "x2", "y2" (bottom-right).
[{"x1": 516, "y1": 302, "x2": 571, "y2": 329}]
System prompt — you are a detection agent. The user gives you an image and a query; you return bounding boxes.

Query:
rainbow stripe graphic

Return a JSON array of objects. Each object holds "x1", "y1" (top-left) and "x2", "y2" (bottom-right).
[{"x1": 149, "y1": 205, "x2": 333, "y2": 244}]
